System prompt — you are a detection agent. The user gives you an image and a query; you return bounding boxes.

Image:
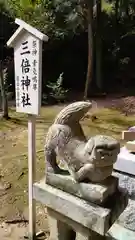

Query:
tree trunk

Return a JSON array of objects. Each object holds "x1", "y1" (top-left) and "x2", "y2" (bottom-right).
[
  {"x1": 115, "y1": 0, "x2": 119, "y2": 22},
  {"x1": 120, "y1": 0, "x2": 129, "y2": 18},
  {"x1": 0, "y1": 62, "x2": 9, "y2": 120},
  {"x1": 125, "y1": 0, "x2": 129, "y2": 18},
  {"x1": 95, "y1": 0, "x2": 102, "y2": 90},
  {"x1": 84, "y1": 0, "x2": 93, "y2": 100},
  {"x1": 115, "y1": 0, "x2": 120, "y2": 53}
]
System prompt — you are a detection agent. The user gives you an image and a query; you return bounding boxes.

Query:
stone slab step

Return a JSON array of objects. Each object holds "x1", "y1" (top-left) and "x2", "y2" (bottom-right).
[
  {"x1": 107, "y1": 223, "x2": 135, "y2": 240},
  {"x1": 114, "y1": 146, "x2": 135, "y2": 175},
  {"x1": 33, "y1": 179, "x2": 128, "y2": 236}
]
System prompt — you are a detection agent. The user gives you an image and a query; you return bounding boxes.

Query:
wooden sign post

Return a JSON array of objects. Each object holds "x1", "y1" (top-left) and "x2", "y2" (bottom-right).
[{"x1": 7, "y1": 18, "x2": 48, "y2": 239}]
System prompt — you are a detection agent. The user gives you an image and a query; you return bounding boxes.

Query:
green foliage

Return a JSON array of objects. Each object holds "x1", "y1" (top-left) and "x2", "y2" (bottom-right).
[
  {"x1": 6, "y1": 0, "x2": 84, "y2": 39},
  {"x1": 47, "y1": 72, "x2": 68, "y2": 101},
  {"x1": 42, "y1": 73, "x2": 68, "y2": 104},
  {"x1": 0, "y1": 66, "x2": 11, "y2": 95},
  {"x1": 2, "y1": 67, "x2": 12, "y2": 94},
  {"x1": 1, "y1": 0, "x2": 135, "y2": 93},
  {"x1": 102, "y1": 0, "x2": 114, "y2": 13}
]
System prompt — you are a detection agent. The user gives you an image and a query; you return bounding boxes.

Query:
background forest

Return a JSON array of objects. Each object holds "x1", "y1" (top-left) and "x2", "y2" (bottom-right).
[{"x1": 1, "y1": 0, "x2": 135, "y2": 104}]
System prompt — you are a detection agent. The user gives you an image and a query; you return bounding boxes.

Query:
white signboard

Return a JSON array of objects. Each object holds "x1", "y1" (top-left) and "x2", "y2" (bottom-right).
[
  {"x1": 7, "y1": 18, "x2": 49, "y2": 239},
  {"x1": 14, "y1": 32, "x2": 42, "y2": 115}
]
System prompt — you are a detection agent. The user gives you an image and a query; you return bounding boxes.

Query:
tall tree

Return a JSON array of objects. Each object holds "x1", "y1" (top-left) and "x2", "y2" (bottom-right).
[
  {"x1": 95, "y1": 0, "x2": 102, "y2": 90},
  {"x1": 0, "y1": 62, "x2": 9, "y2": 119},
  {"x1": 119, "y1": 0, "x2": 130, "y2": 18},
  {"x1": 83, "y1": 0, "x2": 94, "y2": 99},
  {"x1": 115, "y1": 0, "x2": 120, "y2": 22},
  {"x1": 0, "y1": 1, "x2": 12, "y2": 119}
]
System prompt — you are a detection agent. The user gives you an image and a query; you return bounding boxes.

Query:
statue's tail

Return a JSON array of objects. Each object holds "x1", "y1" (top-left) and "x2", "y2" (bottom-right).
[
  {"x1": 54, "y1": 101, "x2": 92, "y2": 140},
  {"x1": 54, "y1": 101, "x2": 92, "y2": 125},
  {"x1": 45, "y1": 101, "x2": 92, "y2": 174}
]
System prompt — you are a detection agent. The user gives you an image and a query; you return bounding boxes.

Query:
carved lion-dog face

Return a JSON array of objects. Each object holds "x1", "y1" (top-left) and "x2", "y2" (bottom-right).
[{"x1": 85, "y1": 135, "x2": 120, "y2": 167}]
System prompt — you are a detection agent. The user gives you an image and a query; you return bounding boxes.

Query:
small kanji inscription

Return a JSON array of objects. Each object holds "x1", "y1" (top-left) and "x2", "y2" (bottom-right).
[
  {"x1": 20, "y1": 41, "x2": 30, "y2": 55},
  {"x1": 21, "y1": 58, "x2": 31, "y2": 74},
  {"x1": 21, "y1": 93, "x2": 31, "y2": 107},
  {"x1": 21, "y1": 75, "x2": 31, "y2": 91}
]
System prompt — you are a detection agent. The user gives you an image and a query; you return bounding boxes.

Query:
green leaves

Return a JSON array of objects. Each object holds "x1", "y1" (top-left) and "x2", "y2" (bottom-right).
[
  {"x1": 20, "y1": 0, "x2": 42, "y2": 7},
  {"x1": 20, "y1": 0, "x2": 31, "y2": 7},
  {"x1": 6, "y1": 0, "x2": 84, "y2": 40}
]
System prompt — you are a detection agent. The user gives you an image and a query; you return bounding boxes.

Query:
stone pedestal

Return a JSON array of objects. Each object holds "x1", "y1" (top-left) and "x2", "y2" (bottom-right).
[
  {"x1": 126, "y1": 141, "x2": 135, "y2": 152},
  {"x1": 46, "y1": 173, "x2": 118, "y2": 205},
  {"x1": 48, "y1": 208, "x2": 105, "y2": 240},
  {"x1": 47, "y1": 209, "x2": 74, "y2": 240},
  {"x1": 33, "y1": 179, "x2": 128, "y2": 240},
  {"x1": 114, "y1": 146, "x2": 135, "y2": 176},
  {"x1": 113, "y1": 146, "x2": 135, "y2": 233}
]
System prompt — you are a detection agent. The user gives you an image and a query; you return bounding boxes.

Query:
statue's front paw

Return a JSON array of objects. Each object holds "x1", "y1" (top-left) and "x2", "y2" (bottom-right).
[{"x1": 74, "y1": 163, "x2": 95, "y2": 182}]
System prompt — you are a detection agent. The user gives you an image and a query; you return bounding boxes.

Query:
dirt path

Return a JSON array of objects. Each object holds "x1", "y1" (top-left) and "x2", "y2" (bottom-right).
[
  {"x1": 0, "y1": 222, "x2": 29, "y2": 240},
  {"x1": 0, "y1": 105, "x2": 63, "y2": 239},
  {"x1": 0, "y1": 220, "x2": 49, "y2": 240}
]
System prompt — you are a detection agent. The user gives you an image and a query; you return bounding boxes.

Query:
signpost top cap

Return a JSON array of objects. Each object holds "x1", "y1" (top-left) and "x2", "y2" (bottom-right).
[{"x1": 7, "y1": 18, "x2": 49, "y2": 47}]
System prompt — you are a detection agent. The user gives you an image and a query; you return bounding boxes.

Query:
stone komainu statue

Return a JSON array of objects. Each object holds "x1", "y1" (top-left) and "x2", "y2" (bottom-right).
[{"x1": 44, "y1": 101, "x2": 120, "y2": 182}]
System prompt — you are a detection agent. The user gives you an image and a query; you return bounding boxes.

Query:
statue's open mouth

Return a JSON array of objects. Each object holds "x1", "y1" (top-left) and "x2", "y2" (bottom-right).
[{"x1": 93, "y1": 147, "x2": 120, "y2": 167}]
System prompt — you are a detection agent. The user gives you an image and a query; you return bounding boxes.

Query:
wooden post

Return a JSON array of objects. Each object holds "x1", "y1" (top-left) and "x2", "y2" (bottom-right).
[{"x1": 28, "y1": 114, "x2": 36, "y2": 240}]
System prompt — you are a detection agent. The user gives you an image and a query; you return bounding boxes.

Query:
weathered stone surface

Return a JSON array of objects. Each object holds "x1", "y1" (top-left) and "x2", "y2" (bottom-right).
[
  {"x1": 47, "y1": 208, "x2": 73, "y2": 240},
  {"x1": 33, "y1": 180, "x2": 128, "y2": 235},
  {"x1": 76, "y1": 233, "x2": 91, "y2": 240},
  {"x1": 47, "y1": 208, "x2": 106, "y2": 240},
  {"x1": 113, "y1": 171, "x2": 135, "y2": 198},
  {"x1": 76, "y1": 232, "x2": 106, "y2": 240},
  {"x1": 114, "y1": 147, "x2": 135, "y2": 175},
  {"x1": 107, "y1": 223, "x2": 135, "y2": 240},
  {"x1": 45, "y1": 101, "x2": 120, "y2": 183},
  {"x1": 47, "y1": 209, "x2": 131, "y2": 240},
  {"x1": 117, "y1": 199, "x2": 135, "y2": 232},
  {"x1": 113, "y1": 171, "x2": 135, "y2": 231},
  {"x1": 46, "y1": 173, "x2": 118, "y2": 205}
]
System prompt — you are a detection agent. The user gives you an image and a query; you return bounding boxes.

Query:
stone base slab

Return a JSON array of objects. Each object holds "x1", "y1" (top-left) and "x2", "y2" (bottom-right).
[
  {"x1": 47, "y1": 208, "x2": 105, "y2": 240},
  {"x1": 114, "y1": 147, "x2": 135, "y2": 175},
  {"x1": 33, "y1": 180, "x2": 128, "y2": 235},
  {"x1": 47, "y1": 209, "x2": 135, "y2": 240},
  {"x1": 46, "y1": 172, "x2": 118, "y2": 205},
  {"x1": 107, "y1": 223, "x2": 135, "y2": 240}
]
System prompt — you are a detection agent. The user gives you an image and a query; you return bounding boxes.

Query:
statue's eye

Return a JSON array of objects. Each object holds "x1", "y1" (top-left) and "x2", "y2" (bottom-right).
[
  {"x1": 97, "y1": 150, "x2": 104, "y2": 156},
  {"x1": 100, "y1": 152, "x2": 104, "y2": 156}
]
